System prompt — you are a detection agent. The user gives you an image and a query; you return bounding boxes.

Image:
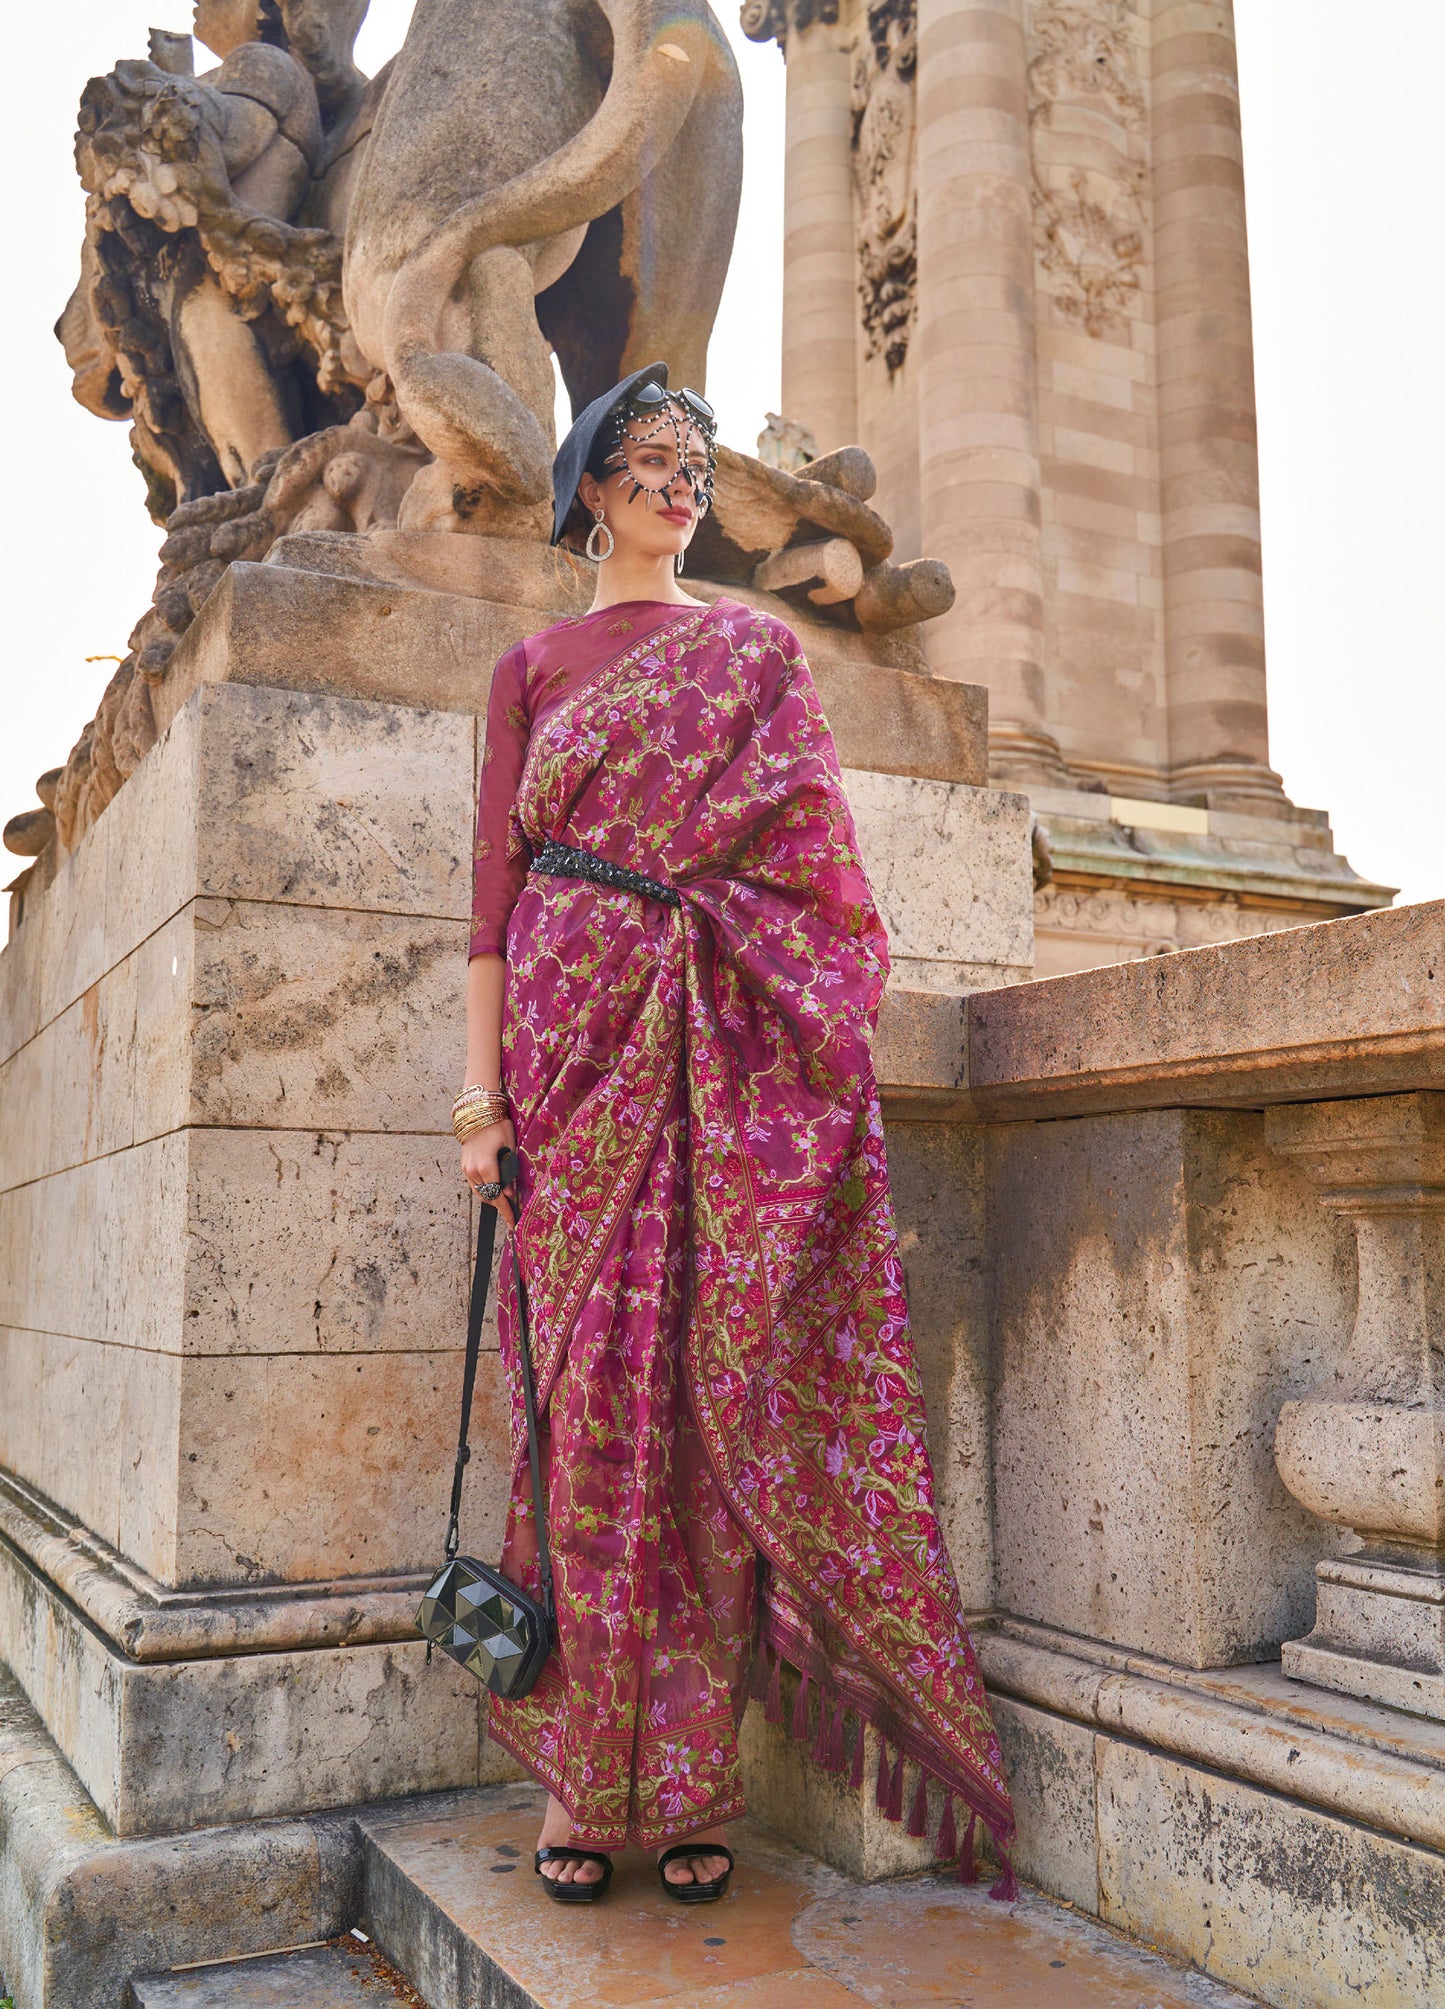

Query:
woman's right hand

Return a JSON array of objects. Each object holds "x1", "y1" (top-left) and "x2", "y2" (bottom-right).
[{"x1": 460, "y1": 1116, "x2": 518, "y2": 1228}]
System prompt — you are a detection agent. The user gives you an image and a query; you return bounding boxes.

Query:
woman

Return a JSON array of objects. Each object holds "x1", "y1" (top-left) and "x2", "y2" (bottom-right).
[{"x1": 457, "y1": 363, "x2": 1014, "y2": 1905}]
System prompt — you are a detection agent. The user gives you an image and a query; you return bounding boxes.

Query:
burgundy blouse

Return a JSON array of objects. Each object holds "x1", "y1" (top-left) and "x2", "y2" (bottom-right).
[{"x1": 470, "y1": 600, "x2": 693, "y2": 957}]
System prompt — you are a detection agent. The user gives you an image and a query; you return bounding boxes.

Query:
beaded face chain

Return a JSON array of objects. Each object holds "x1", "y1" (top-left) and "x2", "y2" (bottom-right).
[{"x1": 601, "y1": 383, "x2": 718, "y2": 516}]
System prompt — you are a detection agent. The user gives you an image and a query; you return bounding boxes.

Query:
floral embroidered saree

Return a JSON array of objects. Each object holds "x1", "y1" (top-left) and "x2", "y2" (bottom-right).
[{"x1": 471, "y1": 594, "x2": 1015, "y2": 1890}]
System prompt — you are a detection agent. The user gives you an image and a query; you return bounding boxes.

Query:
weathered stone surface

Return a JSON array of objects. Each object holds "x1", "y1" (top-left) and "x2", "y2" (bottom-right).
[
  {"x1": 185, "y1": 686, "x2": 475, "y2": 920},
  {"x1": 990, "y1": 1109, "x2": 1357, "y2": 1666},
  {"x1": 968, "y1": 899, "x2": 1445, "y2": 1121},
  {"x1": 0, "y1": 1666, "x2": 363, "y2": 2009},
  {"x1": 0, "y1": 1467, "x2": 428, "y2": 1667},
  {"x1": 358, "y1": 1782, "x2": 1256, "y2": 2009},
  {"x1": 182, "y1": 1129, "x2": 472, "y2": 1359},
  {"x1": 883, "y1": 1121, "x2": 991, "y2": 1599},
  {"x1": 188, "y1": 898, "x2": 465, "y2": 1132},
  {"x1": 1, "y1": 1525, "x2": 479, "y2": 1836},
  {"x1": 844, "y1": 771, "x2": 1033, "y2": 990},
  {"x1": 737, "y1": 1694, "x2": 937, "y2": 1882},
  {"x1": 0, "y1": 1133, "x2": 188, "y2": 1356},
  {"x1": 172, "y1": 1345, "x2": 507, "y2": 1588},
  {"x1": 1097, "y1": 1741, "x2": 1445, "y2": 2007},
  {"x1": 979, "y1": 1623, "x2": 1445, "y2": 1859},
  {"x1": 130, "y1": 1942, "x2": 410, "y2": 2008},
  {"x1": 990, "y1": 1694, "x2": 1098, "y2": 1914}
]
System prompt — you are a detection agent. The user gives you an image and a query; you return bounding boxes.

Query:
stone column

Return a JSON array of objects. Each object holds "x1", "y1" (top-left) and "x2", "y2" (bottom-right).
[
  {"x1": 914, "y1": 0, "x2": 1062, "y2": 782},
  {"x1": 1151, "y1": 0, "x2": 1283, "y2": 808},
  {"x1": 1266, "y1": 1094, "x2": 1445, "y2": 1718},
  {"x1": 780, "y1": 12, "x2": 860, "y2": 452}
]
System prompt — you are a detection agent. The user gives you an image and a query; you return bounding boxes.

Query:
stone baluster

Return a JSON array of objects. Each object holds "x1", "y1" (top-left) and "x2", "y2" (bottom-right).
[
  {"x1": 1150, "y1": 0, "x2": 1284, "y2": 809},
  {"x1": 915, "y1": 0, "x2": 1065, "y2": 782},
  {"x1": 779, "y1": 11, "x2": 860, "y2": 453},
  {"x1": 1266, "y1": 1093, "x2": 1445, "y2": 1718}
]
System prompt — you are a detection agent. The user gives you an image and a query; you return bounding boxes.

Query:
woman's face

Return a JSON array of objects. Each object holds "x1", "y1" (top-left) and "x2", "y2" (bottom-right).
[{"x1": 578, "y1": 400, "x2": 712, "y2": 564}]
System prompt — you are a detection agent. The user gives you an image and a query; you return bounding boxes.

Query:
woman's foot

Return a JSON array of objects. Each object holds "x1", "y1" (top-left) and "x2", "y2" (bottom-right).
[
  {"x1": 536, "y1": 1793, "x2": 608, "y2": 1887},
  {"x1": 656, "y1": 1824, "x2": 731, "y2": 1888}
]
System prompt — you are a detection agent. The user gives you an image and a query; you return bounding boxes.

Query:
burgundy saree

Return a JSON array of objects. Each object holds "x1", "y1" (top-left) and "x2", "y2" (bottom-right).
[{"x1": 470, "y1": 595, "x2": 1015, "y2": 1889}]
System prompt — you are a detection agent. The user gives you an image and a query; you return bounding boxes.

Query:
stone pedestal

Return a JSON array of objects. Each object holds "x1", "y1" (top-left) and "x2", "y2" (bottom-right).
[{"x1": 1267, "y1": 1094, "x2": 1445, "y2": 1720}]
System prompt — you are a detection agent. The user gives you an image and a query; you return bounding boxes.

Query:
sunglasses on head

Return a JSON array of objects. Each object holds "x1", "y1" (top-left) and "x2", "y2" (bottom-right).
[{"x1": 628, "y1": 381, "x2": 716, "y2": 430}]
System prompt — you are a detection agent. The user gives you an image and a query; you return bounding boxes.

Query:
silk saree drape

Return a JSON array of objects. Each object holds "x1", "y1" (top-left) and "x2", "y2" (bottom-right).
[{"x1": 472, "y1": 596, "x2": 1015, "y2": 1889}]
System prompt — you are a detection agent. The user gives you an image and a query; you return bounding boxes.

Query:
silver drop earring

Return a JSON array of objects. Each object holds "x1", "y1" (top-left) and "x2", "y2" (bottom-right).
[
  {"x1": 675, "y1": 549, "x2": 684, "y2": 577},
  {"x1": 585, "y1": 510, "x2": 615, "y2": 563}
]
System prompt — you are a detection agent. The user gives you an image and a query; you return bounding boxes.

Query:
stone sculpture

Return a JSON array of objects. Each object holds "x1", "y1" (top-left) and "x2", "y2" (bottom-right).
[
  {"x1": 5, "y1": 0, "x2": 958, "y2": 867},
  {"x1": 57, "y1": 2, "x2": 376, "y2": 520}
]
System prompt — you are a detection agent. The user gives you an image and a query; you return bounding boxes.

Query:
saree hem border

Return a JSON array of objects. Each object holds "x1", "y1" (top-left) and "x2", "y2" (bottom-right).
[{"x1": 484, "y1": 1709, "x2": 749, "y2": 1854}]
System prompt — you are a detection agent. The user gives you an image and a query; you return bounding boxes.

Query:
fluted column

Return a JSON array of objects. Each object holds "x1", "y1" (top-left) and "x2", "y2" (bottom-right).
[
  {"x1": 780, "y1": 14, "x2": 859, "y2": 452},
  {"x1": 1152, "y1": 0, "x2": 1283, "y2": 806},
  {"x1": 915, "y1": 0, "x2": 1061, "y2": 779}
]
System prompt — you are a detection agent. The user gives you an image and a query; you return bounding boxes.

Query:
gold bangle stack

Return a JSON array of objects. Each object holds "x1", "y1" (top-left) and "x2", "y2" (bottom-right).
[{"x1": 452, "y1": 1084, "x2": 509, "y2": 1143}]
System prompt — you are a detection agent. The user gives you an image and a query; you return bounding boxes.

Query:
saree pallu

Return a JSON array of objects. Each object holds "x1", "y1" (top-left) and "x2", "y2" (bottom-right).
[{"x1": 481, "y1": 596, "x2": 1015, "y2": 1889}]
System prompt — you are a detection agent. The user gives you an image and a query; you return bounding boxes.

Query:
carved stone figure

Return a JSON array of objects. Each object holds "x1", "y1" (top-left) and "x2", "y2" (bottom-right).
[
  {"x1": 57, "y1": 2, "x2": 376, "y2": 520},
  {"x1": 757, "y1": 412, "x2": 817, "y2": 471},
  {"x1": 341, "y1": 0, "x2": 745, "y2": 537},
  {"x1": 1026, "y1": 0, "x2": 1146, "y2": 337},
  {"x1": 851, "y1": 0, "x2": 916, "y2": 374},
  {"x1": 738, "y1": 0, "x2": 838, "y2": 46},
  {"x1": 9, "y1": 0, "x2": 959, "y2": 868}
]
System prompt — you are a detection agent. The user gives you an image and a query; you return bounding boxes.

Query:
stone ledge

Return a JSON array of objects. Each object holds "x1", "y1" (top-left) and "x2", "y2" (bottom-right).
[
  {"x1": 967, "y1": 898, "x2": 1445, "y2": 1121},
  {"x1": 0, "y1": 1521, "x2": 479, "y2": 1837},
  {"x1": 0, "y1": 1665, "x2": 361, "y2": 2009},
  {"x1": 978, "y1": 1618, "x2": 1445, "y2": 2005},
  {"x1": 0, "y1": 1469, "x2": 428, "y2": 1664},
  {"x1": 154, "y1": 562, "x2": 990, "y2": 787},
  {"x1": 978, "y1": 1616, "x2": 1445, "y2": 1853}
]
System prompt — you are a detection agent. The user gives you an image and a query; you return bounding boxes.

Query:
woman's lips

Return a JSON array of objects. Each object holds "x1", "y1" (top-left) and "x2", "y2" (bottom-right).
[{"x1": 660, "y1": 506, "x2": 693, "y2": 525}]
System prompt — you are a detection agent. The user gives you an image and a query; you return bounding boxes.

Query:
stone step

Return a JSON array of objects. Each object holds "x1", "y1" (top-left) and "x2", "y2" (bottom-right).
[
  {"x1": 356, "y1": 1782, "x2": 1260, "y2": 2008},
  {"x1": 129, "y1": 1939, "x2": 422, "y2": 2007}
]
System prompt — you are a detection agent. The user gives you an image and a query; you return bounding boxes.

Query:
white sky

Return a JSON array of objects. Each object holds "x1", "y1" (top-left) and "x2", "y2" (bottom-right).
[{"x1": 2, "y1": 5, "x2": 1438, "y2": 908}]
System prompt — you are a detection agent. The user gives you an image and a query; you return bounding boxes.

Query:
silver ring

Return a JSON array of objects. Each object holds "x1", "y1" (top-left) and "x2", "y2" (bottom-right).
[{"x1": 477, "y1": 1180, "x2": 502, "y2": 1201}]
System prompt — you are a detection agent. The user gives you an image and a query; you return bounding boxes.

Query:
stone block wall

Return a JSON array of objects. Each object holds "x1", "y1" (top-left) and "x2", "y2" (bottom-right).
[
  {"x1": 989, "y1": 1106, "x2": 1358, "y2": 1665},
  {"x1": 0, "y1": 681, "x2": 500, "y2": 1594}
]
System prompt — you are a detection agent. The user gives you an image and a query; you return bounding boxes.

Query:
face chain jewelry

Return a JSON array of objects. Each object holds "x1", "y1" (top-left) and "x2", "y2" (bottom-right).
[{"x1": 600, "y1": 383, "x2": 718, "y2": 517}]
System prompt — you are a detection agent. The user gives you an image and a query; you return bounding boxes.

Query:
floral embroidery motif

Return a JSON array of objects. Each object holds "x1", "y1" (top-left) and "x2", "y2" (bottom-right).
[{"x1": 485, "y1": 599, "x2": 1014, "y2": 1874}]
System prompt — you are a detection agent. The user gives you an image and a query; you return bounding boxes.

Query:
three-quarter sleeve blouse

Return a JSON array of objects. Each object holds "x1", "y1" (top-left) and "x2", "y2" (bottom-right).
[{"x1": 469, "y1": 641, "x2": 531, "y2": 957}]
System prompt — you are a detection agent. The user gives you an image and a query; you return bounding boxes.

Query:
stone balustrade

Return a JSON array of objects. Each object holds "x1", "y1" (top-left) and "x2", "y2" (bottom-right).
[{"x1": 1266, "y1": 1093, "x2": 1445, "y2": 1718}]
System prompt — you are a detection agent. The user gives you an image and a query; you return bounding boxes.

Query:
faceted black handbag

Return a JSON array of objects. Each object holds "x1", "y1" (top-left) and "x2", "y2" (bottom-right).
[{"x1": 417, "y1": 1150, "x2": 555, "y2": 1698}]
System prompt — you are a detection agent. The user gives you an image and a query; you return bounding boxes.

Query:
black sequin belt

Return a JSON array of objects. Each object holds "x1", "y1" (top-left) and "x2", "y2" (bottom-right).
[{"x1": 531, "y1": 839, "x2": 681, "y2": 909}]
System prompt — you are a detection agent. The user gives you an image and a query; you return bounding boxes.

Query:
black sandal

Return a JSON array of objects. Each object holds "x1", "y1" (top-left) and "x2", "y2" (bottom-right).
[
  {"x1": 534, "y1": 1846, "x2": 614, "y2": 1904},
  {"x1": 656, "y1": 1842, "x2": 734, "y2": 1904}
]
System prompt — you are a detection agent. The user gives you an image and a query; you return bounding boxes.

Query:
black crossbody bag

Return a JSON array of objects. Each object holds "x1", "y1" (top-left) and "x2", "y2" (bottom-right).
[{"x1": 416, "y1": 1150, "x2": 555, "y2": 1697}]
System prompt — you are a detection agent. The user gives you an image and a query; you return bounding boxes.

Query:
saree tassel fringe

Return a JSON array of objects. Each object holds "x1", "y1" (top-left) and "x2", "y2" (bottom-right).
[
  {"x1": 957, "y1": 1810, "x2": 978, "y2": 1885},
  {"x1": 989, "y1": 1854, "x2": 1021, "y2": 1903},
  {"x1": 938, "y1": 1791, "x2": 957, "y2": 1863},
  {"x1": 886, "y1": 1748, "x2": 905, "y2": 1823},
  {"x1": 825, "y1": 1697, "x2": 847, "y2": 1774},
  {"x1": 749, "y1": 1640, "x2": 772, "y2": 1706},
  {"x1": 791, "y1": 1669, "x2": 811, "y2": 1743},
  {"x1": 765, "y1": 1648, "x2": 783, "y2": 1726},
  {"x1": 810, "y1": 1685, "x2": 832, "y2": 1766},
  {"x1": 905, "y1": 1766, "x2": 930, "y2": 1839},
  {"x1": 848, "y1": 1715, "x2": 866, "y2": 1791}
]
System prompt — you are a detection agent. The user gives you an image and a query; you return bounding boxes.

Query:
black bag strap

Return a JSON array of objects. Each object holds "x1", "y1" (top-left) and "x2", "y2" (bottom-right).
[{"x1": 445, "y1": 1150, "x2": 554, "y2": 1626}]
